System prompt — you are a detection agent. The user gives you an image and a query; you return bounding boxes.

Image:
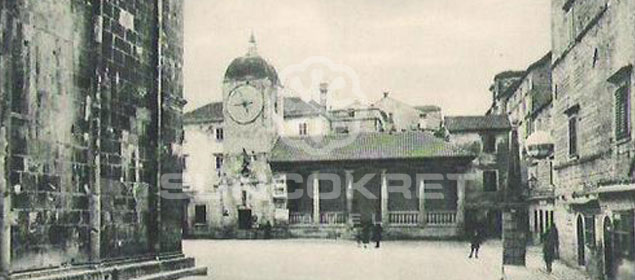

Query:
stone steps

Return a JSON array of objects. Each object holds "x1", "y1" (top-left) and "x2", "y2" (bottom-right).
[{"x1": 11, "y1": 256, "x2": 207, "y2": 280}]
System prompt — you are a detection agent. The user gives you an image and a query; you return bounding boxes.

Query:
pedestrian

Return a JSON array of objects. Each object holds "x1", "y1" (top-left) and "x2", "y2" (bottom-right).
[
  {"x1": 551, "y1": 225, "x2": 559, "y2": 259},
  {"x1": 372, "y1": 223, "x2": 383, "y2": 248},
  {"x1": 468, "y1": 228, "x2": 482, "y2": 259},
  {"x1": 361, "y1": 222, "x2": 371, "y2": 249},
  {"x1": 543, "y1": 227, "x2": 557, "y2": 273},
  {"x1": 263, "y1": 221, "x2": 272, "y2": 239}
]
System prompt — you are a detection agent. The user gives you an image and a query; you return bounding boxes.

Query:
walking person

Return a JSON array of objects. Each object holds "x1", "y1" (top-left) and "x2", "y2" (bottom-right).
[
  {"x1": 372, "y1": 223, "x2": 383, "y2": 248},
  {"x1": 543, "y1": 227, "x2": 557, "y2": 273},
  {"x1": 361, "y1": 222, "x2": 371, "y2": 249},
  {"x1": 468, "y1": 228, "x2": 482, "y2": 259}
]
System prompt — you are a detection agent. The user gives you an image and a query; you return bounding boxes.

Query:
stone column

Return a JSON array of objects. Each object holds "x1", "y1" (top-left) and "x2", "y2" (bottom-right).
[
  {"x1": 456, "y1": 179, "x2": 466, "y2": 229},
  {"x1": 380, "y1": 170, "x2": 388, "y2": 224},
  {"x1": 345, "y1": 170, "x2": 353, "y2": 225},
  {"x1": 312, "y1": 172, "x2": 320, "y2": 225},
  {"x1": 0, "y1": 127, "x2": 10, "y2": 274},
  {"x1": 418, "y1": 177, "x2": 426, "y2": 226}
]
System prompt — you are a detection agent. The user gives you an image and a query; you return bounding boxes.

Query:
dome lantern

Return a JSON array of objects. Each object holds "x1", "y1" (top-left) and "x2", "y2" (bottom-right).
[{"x1": 224, "y1": 33, "x2": 279, "y2": 85}]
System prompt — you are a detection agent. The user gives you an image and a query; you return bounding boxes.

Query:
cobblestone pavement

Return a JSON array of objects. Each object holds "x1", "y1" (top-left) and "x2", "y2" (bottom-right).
[{"x1": 182, "y1": 239, "x2": 590, "y2": 280}]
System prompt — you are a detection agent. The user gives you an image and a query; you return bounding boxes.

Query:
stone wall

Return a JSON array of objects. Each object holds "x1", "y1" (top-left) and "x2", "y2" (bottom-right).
[
  {"x1": 0, "y1": 0, "x2": 184, "y2": 272},
  {"x1": 551, "y1": 0, "x2": 635, "y2": 274}
]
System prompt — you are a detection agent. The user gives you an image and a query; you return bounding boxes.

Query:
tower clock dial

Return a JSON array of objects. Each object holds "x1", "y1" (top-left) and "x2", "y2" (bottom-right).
[{"x1": 226, "y1": 85, "x2": 265, "y2": 124}]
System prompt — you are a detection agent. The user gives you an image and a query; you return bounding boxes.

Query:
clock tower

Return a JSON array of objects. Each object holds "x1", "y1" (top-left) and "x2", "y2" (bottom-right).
[{"x1": 222, "y1": 34, "x2": 280, "y2": 155}]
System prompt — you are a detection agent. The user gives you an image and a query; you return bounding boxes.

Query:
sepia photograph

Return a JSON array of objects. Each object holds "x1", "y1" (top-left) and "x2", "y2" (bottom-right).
[{"x1": 0, "y1": 0, "x2": 634, "y2": 279}]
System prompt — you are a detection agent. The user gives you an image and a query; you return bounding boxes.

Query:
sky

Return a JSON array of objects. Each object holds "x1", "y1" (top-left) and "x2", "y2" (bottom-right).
[{"x1": 183, "y1": 0, "x2": 551, "y2": 115}]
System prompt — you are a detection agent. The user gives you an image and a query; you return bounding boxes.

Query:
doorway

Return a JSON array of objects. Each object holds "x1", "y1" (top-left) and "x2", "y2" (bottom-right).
[
  {"x1": 238, "y1": 209, "x2": 252, "y2": 230},
  {"x1": 577, "y1": 215, "x2": 585, "y2": 266},
  {"x1": 603, "y1": 217, "x2": 614, "y2": 280}
]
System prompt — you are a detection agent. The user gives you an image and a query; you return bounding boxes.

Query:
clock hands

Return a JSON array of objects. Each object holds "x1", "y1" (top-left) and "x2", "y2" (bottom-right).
[{"x1": 232, "y1": 100, "x2": 254, "y2": 113}]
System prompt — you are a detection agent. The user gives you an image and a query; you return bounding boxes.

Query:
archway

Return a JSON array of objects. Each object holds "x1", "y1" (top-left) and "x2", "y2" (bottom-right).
[
  {"x1": 603, "y1": 216, "x2": 615, "y2": 280},
  {"x1": 577, "y1": 215, "x2": 585, "y2": 266}
]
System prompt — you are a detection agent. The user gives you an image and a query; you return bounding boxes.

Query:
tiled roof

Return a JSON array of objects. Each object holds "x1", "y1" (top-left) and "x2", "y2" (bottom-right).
[
  {"x1": 284, "y1": 97, "x2": 322, "y2": 118},
  {"x1": 444, "y1": 115, "x2": 511, "y2": 132},
  {"x1": 270, "y1": 131, "x2": 474, "y2": 163},
  {"x1": 184, "y1": 102, "x2": 224, "y2": 124},
  {"x1": 184, "y1": 97, "x2": 323, "y2": 124}
]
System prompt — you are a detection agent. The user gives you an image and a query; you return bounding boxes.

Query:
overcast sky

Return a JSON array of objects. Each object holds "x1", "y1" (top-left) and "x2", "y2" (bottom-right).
[{"x1": 184, "y1": 0, "x2": 551, "y2": 115}]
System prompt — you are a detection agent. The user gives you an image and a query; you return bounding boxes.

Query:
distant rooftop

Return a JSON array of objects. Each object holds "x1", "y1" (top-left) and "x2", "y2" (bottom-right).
[
  {"x1": 444, "y1": 115, "x2": 511, "y2": 133},
  {"x1": 184, "y1": 102, "x2": 224, "y2": 124}
]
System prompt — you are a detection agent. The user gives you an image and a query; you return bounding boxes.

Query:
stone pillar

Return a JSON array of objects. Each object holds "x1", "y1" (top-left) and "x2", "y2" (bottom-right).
[
  {"x1": 380, "y1": 170, "x2": 388, "y2": 224},
  {"x1": 312, "y1": 172, "x2": 320, "y2": 225},
  {"x1": 0, "y1": 127, "x2": 10, "y2": 274},
  {"x1": 456, "y1": 179, "x2": 466, "y2": 229},
  {"x1": 503, "y1": 208, "x2": 527, "y2": 265},
  {"x1": 345, "y1": 170, "x2": 353, "y2": 225},
  {"x1": 418, "y1": 177, "x2": 426, "y2": 226}
]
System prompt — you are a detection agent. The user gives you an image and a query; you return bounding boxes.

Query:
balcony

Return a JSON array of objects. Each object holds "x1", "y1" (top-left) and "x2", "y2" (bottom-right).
[
  {"x1": 320, "y1": 212, "x2": 346, "y2": 225},
  {"x1": 426, "y1": 211, "x2": 457, "y2": 226},
  {"x1": 388, "y1": 211, "x2": 420, "y2": 225}
]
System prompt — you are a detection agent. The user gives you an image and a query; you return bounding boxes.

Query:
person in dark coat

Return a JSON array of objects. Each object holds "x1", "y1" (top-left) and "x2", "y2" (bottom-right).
[
  {"x1": 543, "y1": 227, "x2": 558, "y2": 273},
  {"x1": 372, "y1": 223, "x2": 383, "y2": 248},
  {"x1": 468, "y1": 229, "x2": 483, "y2": 259},
  {"x1": 263, "y1": 221, "x2": 272, "y2": 239},
  {"x1": 361, "y1": 222, "x2": 371, "y2": 248}
]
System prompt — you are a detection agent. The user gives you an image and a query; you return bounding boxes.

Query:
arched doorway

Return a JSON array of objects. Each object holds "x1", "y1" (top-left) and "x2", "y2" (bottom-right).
[
  {"x1": 577, "y1": 215, "x2": 586, "y2": 266},
  {"x1": 603, "y1": 217, "x2": 615, "y2": 280}
]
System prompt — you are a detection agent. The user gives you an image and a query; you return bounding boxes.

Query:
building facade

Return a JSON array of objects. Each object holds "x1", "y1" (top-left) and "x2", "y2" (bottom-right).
[
  {"x1": 444, "y1": 115, "x2": 512, "y2": 238},
  {"x1": 550, "y1": 0, "x2": 635, "y2": 279},
  {"x1": 181, "y1": 38, "x2": 479, "y2": 240},
  {"x1": 270, "y1": 131, "x2": 475, "y2": 239},
  {"x1": 0, "y1": 0, "x2": 204, "y2": 278}
]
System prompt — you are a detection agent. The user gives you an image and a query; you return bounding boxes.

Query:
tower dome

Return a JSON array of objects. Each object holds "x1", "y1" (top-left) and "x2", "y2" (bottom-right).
[{"x1": 224, "y1": 34, "x2": 279, "y2": 85}]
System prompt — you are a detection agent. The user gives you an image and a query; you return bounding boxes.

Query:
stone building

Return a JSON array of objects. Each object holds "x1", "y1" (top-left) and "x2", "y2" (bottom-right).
[
  {"x1": 0, "y1": 0, "x2": 205, "y2": 279},
  {"x1": 415, "y1": 105, "x2": 443, "y2": 132},
  {"x1": 486, "y1": 71, "x2": 525, "y2": 116},
  {"x1": 550, "y1": 0, "x2": 635, "y2": 279},
  {"x1": 269, "y1": 131, "x2": 475, "y2": 239},
  {"x1": 444, "y1": 115, "x2": 512, "y2": 238},
  {"x1": 488, "y1": 53, "x2": 555, "y2": 245},
  {"x1": 181, "y1": 37, "x2": 462, "y2": 239}
]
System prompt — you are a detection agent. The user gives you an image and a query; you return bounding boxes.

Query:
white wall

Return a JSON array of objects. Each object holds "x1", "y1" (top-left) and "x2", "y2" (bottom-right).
[
  {"x1": 280, "y1": 115, "x2": 330, "y2": 137},
  {"x1": 183, "y1": 122, "x2": 224, "y2": 193}
]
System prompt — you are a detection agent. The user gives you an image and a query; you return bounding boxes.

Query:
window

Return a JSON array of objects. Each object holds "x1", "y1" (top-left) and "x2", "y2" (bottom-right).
[
  {"x1": 483, "y1": 134, "x2": 496, "y2": 153},
  {"x1": 615, "y1": 84, "x2": 631, "y2": 140},
  {"x1": 299, "y1": 122, "x2": 308, "y2": 136},
  {"x1": 215, "y1": 154, "x2": 223, "y2": 170},
  {"x1": 241, "y1": 190, "x2": 248, "y2": 206},
  {"x1": 483, "y1": 170, "x2": 498, "y2": 192},
  {"x1": 568, "y1": 115, "x2": 578, "y2": 156},
  {"x1": 348, "y1": 110, "x2": 355, "y2": 118},
  {"x1": 194, "y1": 205, "x2": 207, "y2": 224},
  {"x1": 215, "y1": 127, "x2": 224, "y2": 141}
]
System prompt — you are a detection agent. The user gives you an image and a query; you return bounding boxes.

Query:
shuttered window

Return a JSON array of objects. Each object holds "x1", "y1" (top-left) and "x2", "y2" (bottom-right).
[
  {"x1": 568, "y1": 116, "x2": 578, "y2": 156},
  {"x1": 615, "y1": 85, "x2": 630, "y2": 140},
  {"x1": 194, "y1": 205, "x2": 207, "y2": 224},
  {"x1": 483, "y1": 171, "x2": 498, "y2": 192}
]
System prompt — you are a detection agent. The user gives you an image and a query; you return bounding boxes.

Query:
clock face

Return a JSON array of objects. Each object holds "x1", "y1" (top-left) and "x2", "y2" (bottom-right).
[{"x1": 226, "y1": 85, "x2": 265, "y2": 124}]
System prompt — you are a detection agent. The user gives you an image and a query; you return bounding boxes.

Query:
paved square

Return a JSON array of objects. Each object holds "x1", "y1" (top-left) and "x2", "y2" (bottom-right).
[
  {"x1": 183, "y1": 239, "x2": 510, "y2": 280},
  {"x1": 183, "y1": 239, "x2": 590, "y2": 280}
]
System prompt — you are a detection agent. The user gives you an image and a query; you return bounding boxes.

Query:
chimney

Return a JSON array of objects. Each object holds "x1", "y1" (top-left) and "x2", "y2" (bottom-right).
[
  {"x1": 383, "y1": 91, "x2": 389, "y2": 98},
  {"x1": 319, "y1": 82, "x2": 328, "y2": 110}
]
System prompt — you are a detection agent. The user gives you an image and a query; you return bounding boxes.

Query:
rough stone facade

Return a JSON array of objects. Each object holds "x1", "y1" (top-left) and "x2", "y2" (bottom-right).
[
  {"x1": 0, "y1": 0, "x2": 190, "y2": 276},
  {"x1": 447, "y1": 122, "x2": 510, "y2": 238},
  {"x1": 551, "y1": 0, "x2": 635, "y2": 278}
]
